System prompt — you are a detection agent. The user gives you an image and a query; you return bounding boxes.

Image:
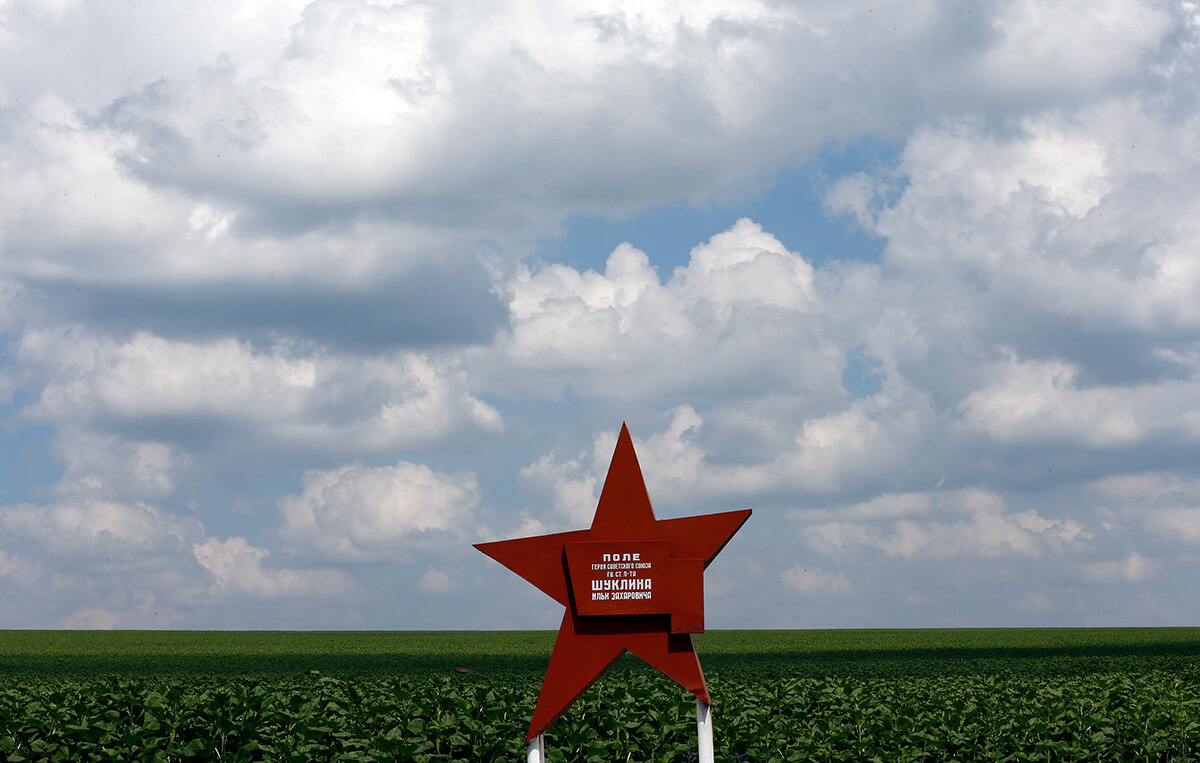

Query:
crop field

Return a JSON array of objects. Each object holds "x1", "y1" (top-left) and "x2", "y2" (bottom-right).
[{"x1": 3, "y1": 628, "x2": 1200, "y2": 761}]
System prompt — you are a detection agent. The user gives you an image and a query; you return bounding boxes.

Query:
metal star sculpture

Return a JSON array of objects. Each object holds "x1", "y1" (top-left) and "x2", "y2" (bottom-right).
[{"x1": 475, "y1": 424, "x2": 751, "y2": 741}]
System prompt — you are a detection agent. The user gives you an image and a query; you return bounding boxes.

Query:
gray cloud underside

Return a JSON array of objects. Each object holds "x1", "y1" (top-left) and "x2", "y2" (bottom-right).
[{"x1": 24, "y1": 260, "x2": 506, "y2": 351}]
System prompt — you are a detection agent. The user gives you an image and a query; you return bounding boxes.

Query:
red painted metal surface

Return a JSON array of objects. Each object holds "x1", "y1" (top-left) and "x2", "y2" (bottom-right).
[{"x1": 474, "y1": 423, "x2": 752, "y2": 741}]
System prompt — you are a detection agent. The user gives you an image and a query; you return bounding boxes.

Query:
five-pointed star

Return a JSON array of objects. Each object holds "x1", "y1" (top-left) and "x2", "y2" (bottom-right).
[{"x1": 475, "y1": 424, "x2": 751, "y2": 740}]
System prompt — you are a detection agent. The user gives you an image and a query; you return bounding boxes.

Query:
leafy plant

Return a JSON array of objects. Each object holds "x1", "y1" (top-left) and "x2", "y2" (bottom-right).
[{"x1": 3, "y1": 628, "x2": 1200, "y2": 761}]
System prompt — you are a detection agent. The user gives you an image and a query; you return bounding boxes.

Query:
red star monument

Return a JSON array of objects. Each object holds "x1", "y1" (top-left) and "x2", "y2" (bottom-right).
[{"x1": 475, "y1": 424, "x2": 752, "y2": 741}]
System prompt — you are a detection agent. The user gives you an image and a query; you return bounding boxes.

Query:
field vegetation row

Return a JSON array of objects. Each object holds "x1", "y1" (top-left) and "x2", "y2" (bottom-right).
[{"x1": 2, "y1": 628, "x2": 1199, "y2": 761}]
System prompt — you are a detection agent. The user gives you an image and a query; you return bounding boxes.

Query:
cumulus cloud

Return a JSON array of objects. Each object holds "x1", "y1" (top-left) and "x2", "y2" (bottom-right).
[
  {"x1": 416, "y1": 567, "x2": 456, "y2": 594},
  {"x1": 781, "y1": 566, "x2": 852, "y2": 596},
  {"x1": 0, "y1": 497, "x2": 199, "y2": 627},
  {"x1": 519, "y1": 398, "x2": 947, "y2": 519},
  {"x1": 518, "y1": 451, "x2": 601, "y2": 528},
  {"x1": 520, "y1": 407, "x2": 711, "y2": 524},
  {"x1": 958, "y1": 357, "x2": 1146, "y2": 447},
  {"x1": 1069, "y1": 473, "x2": 1200, "y2": 555},
  {"x1": 824, "y1": 172, "x2": 892, "y2": 231},
  {"x1": 0, "y1": 550, "x2": 37, "y2": 581},
  {"x1": 18, "y1": 329, "x2": 502, "y2": 464},
  {"x1": 279, "y1": 461, "x2": 484, "y2": 562},
  {"x1": 0, "y1": 495, "x2": 365, "y2": 626},
  {"x1": 804, "y1": 46, "x2": 1200, "y2": 498},
  {"x1": 10, "y1": 0, "x2": 1176, "y2": 360},
  {"x1": 193, "y1": 537, "x2": 354, "y2": 600},
  {"x1": 803, "y1": 489, "x2": 1090, "y2": 560},
  {"x1": 793, "y1": 491, "x2": 936, "y2": 523},
  {"x1": 1145, "y1": 509, "x2": 1200, "y2": 542},
  {"x1": 14, "y1": 0, "x2": 1172, "y2": 232},
  {"x1": 1, "y1": 499, "x2": 200, "y2": 568},
  {"x1": 59, "y1": 598, "x2": 167, "y2": 631},
  {"x1": 0, "y1": 97, "x2": 506, "y2": 348},
  {"x1": 50, "y1": 434, "x2": 182, "y2": 501},
  {"x1": 844, "y1": 100, "x2": 1200, "y2": 395},
  {"x1": 493, "y1": 218, "x2": 840, "y2": 405},
  {"x1": 1082, "y1": 552, "x2": 1154, "y2": 583}
]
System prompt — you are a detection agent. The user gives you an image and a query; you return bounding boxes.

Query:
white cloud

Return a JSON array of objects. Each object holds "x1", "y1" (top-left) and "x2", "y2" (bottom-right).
[
  {"x1": 793, "y1": 491, "x2": 935, "y2": 522},
  {"x1": 0, "y1": 0, "x2": 308, "y2": 110},
  {"x1": 18, "y1": 329, "x2": 502, "y2": 459},
  {"x1": 1089, "y1": 471, "x2": 1200, "y2": 504},
  {"x1": 10, "y1": 0, "x2": 1171, "y2": 235},
  {"x1": 675, "y1": 390, "x2": 942, "y2": 500},
  {"x1": 518, "y1": 452, "x2": 601, "y2": 528},
  {"x1": 1082, "y1": 552, "x2": 1154, "y2": 583},
  {"x1": 516, "y1": 407, "x2": 724, "y2": 526},
  {"x1": 979, "y1": 0, "x2": 1173, "y2": 100},
  {"x1": 804, "y1": 489, "x2": 1090, "y2": 560},
  {"x1": 824, "y1": 172, "x2": 890, "y2": 230},
  {"x1": 494, "y1": 218, "x2": 840, "y2": 404},
  {"x1": 1145, "y1": 508, "x2": 1200, "y2": 543},
  {"x1": 0, "y1": 497, "x2": 201, "y2": 627},
  {"x1": 50, "y1": 434, "x2": 181, "y2": 501},
  {"x1": 416, "y1": 567, "x2": 456, "y2": 594},
  {"x1": 193, "y1": 536, "x2": 354, "y2": 600},
  {"x1": 279, "y1": 461, "x2": 483, "y2": 562},
  {"x1": 1080, "y1": 471, "x2": 1200, "y2": 549},
  {"x1": 958, "y1": 354, "x2": 1200, "y2": 449},
  {"x1": 958, "y1": 358, "x2": 1141, "y2": 447},
  {"x1": 855, "y1": 101, "x2": 1200, "y2": 348},
  {"x1": 781, "y1": 566, "x2": 852, "y2": 596},
  {"x1": 521, "y1": 397, "x2": 944, "y2": 515},
  {"x1": 58, "y1": 608, "x2": 128, "y2": 630},
  {"x1": 1, "y1": 499, "x2": 200, "y2": 567},
  {"x1": 58, "y1": 595, "x2": 169, "y2": 630},
  {"x1": 810, "y1": 68, "x2": 1200, "y2": 471},
  {"x1": 0, "y1": 495, "x2": 369, "y2": 626},
  {"x1": 0, "y1": 551, "x2": 36, "y2": 581}
]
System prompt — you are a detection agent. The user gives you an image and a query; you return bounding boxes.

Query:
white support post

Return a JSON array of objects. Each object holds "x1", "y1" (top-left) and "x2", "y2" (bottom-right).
[
  {"x1": 526, "y1": 734, "x2": 545, "y2": 763},
  {"x1": 697, "y1": 699, "x2": 714, "y2": 763}
]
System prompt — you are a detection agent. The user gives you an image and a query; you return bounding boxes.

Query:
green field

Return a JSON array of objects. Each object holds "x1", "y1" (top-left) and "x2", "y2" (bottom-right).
[{"x1": 3, "y1": 628, "x2": 1200, "y2": 761}]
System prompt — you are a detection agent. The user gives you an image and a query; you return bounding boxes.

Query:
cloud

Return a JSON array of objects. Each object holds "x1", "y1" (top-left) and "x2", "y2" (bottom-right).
[
  {"x1": 519, "y1": 399, "x2": 945, "y2": 515},
  {"x1": 279, "y1": 461, "x2": 484, "y2": 562},
  {"x1": 958, "y1": 357, "x2": 1145, "y2": 447},
  {"x1": 33, "y1": 0, "x2": 1170, "y2": 232},
  {"x1": 1, "y1": 499, "x2": 200, "y2": 568},
  {"x1": 1145, "y1": 508, "x2": 1200, "y2": 543},
  {"x1": 18, "y1": 329, "x2": 503, "y2": 464},
  {"x1": 518, "y1": 451, "x2": 601, "y2": 528},
  {"x1": 0, "y1": 550, "x2": 37, "y2": 581},
  {"x1": 193, "y1": 536, "x2": 354, "y2": 600},
  {"x1": 50, "y1": 434, "x2": 182, "y2": 501},
  {"x1": 59, "y1": 598, "x2": 166, "y2": 630},
  {"x1": 977, "y1": 0, "x2": 1174, "y2": 101},
  {"x1": 0, "y1": 97, "x2": 506, "y2": 349},
  {"x1": 492, "y1": 218, "x2": 841, "y2": 405},
  {"x1": 846, "y1": 101, "x2": 1200, "y2": 390},
  {"x1": 793, "y1": 491, "x2": 936, "y2": 522},
  {"x1": 1082, "y1": 552, "x2": 1154, "y2": 583},
  {"x1": 520, "y1": 407, "x2": 710, "y2": 524},
  {"x1": 30, "y1": 265, "x2": 508, "y2": 351},
  {"x1": 0, "y1": 497, "x2": 203, "y2": 627},
  {"x1": 416, "y1": 567, "x2": 456, "y2": 594},
  {"x1": 1, "y1": 0, "x2": 1199, "y2": 629},
  {"x1": 803, "y1": 489, "x2": 1090, "y2": 560},
  {"x1": 781, "y1": 566, "x2": 851, "y2": 596},
  {"x1": 0, "y1": 495, "x2": 363, "y2": 626},
  {"x1": 824, "y1": 172, "x2": 891, "y2": 231}
]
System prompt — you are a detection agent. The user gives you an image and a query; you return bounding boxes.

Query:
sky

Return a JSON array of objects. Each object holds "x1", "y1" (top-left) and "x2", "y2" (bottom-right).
[{"x1": 2, "y1": 0, "x2": 1200, "y2": 630}]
